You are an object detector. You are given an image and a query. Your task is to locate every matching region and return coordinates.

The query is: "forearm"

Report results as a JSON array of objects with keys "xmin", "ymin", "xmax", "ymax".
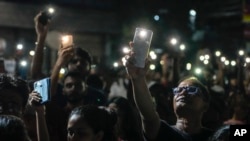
[
  {"xmin": 36, "ymin": 110, "xmax": 49, "ymax": 141},
  {"xmin": 31, "ymin": 35, "xmax": 46, "ymax": 79},
  {"xmin": 50, "ymin": 61, "xmax": 62, "ymax": 98},
  {"xmin": 131, "ymin": 76, "xmax": 160, "ymax": 139}
]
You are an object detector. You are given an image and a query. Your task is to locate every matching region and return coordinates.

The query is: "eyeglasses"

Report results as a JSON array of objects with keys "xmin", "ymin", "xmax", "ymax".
[{"xmin": 172, "ymin": 86, "xmax": 199, "ymax": 95}]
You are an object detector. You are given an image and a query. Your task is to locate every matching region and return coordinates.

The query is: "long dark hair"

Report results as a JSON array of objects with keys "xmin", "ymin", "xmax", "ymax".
[{"xmin": 69, "ymin": 105, "xmax": 117, "ymax": 141}]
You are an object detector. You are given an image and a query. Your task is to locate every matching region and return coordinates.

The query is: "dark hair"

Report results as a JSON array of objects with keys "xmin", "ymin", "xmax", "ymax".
[
  {"xmin": 0, "ymin": 115, "xmax": 31, "ymax": 141},
  {"xmin": 74, "ymin": 47, "xmax": 92, "ymax": 65},
  {"xmin": 108, "ymin": 97, "xmax": 144, "ymax": 141},
  {"xmin": 62, "ymin": 71, "xmax": 83, "ymax": 83},
  {"xmin": 0, "ymin": 74, "xmax": 29, "ymax": 108},
  {"xmin": 69, "ymin": 105, "xmax": 117, "ymax": 141},
  {"xmin": 178, "ymin": 76, "xmax": 210, "ymax": 103}
]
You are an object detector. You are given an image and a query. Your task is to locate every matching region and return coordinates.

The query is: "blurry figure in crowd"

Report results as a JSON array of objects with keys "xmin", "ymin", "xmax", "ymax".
[
  {"xmin": 86, "ymin": 74, "xmax": 107, "ymax": 106},
  {"xmin": 0, "ymin": 73, "xmax": 29, "ymax": 117},
  {"xmin": 61, "ymin": 71, "xmax": 87, "ymax": 114},
  {"xmin": 149, "ymin": 82, "xmax": 176, "ymax": 125},
  {"xmin": 67, "ymin": 105, "xmax": 117, "ymax": 141},
  {"xmin": 209, "ymin": 125, "xmax": 229, "ymax": 141},
  {"xmin": 223, "ymin": 94, "xmax": 249, "ymax": 125},
  {"xmin": 125, "ymin": 43, "xmax": 214, "ymax": 140},
  {"xmin": 108, "ymin": 97, "xmax": 145, "ymax": 141},
  {"xmin": 0, "ymin": 115, "xmax": 31, "ymax": 141},
  {"xmin": 108, "ymin": 67, "xmax": 129, "ymax": 100},
  {"xmin": 0, "ymin": 73, "xmax": 49, "ymax": 141}
]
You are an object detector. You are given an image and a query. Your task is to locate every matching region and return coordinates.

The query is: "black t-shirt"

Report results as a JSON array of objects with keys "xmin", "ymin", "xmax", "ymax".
[
  {"xmin": 156, "ymin": 120, "xmax": 192, "ymax": 141},
  {"xmin": 156, "ymin": 121, "xmax": 214, "ymax": 141}
]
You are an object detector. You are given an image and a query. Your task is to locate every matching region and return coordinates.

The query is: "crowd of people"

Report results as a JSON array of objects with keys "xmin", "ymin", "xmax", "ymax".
[{"xmin": 0, "ymin": 11, "xmax": 250, "ymax": 141}]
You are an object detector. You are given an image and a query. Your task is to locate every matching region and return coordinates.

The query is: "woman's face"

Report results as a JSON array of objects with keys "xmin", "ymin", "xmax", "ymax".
[{"xmin": 67, "ymin": 114, "xmax": 102, "ymax": 141}]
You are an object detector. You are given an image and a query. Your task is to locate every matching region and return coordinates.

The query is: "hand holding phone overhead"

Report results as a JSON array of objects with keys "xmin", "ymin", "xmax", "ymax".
[{"xmin": 33, "ymin": 77, "xmax": 51, "ymax": 104}]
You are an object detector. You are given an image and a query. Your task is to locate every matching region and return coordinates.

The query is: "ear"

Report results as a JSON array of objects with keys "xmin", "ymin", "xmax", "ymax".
[{"xmin": 95, "ymin": 131, "xmax": 104, "ymax": 141}]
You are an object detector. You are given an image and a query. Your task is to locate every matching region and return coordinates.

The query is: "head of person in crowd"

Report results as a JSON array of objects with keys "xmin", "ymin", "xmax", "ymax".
[
  {"xmin": 67, "ymin": 47, "xmax": 92, "ymax": 80},
  {"xmin": 209, "ymin": 125, "xmax": 229, "ymax": 141},
  {"xmin": 108, "ymin": 97, "xmax": 144, "ymax": 141},
  {"xmin": 67, "ymin": 105, "xmax": 117, "ymax": 141},
  {"xmin": 172, "ymin": 76, "xmax": 210, "ymax": 122},
  {"xmin": 62, "ymin": 71, "xmax": 87, "ymax": 106},
  {"xmin": 0, "ymin": 74, "xmax": 29, "ymax": 117},
  {"xmin": 0, "ymin": 115, "xmax": 31, "ymax": 141}
]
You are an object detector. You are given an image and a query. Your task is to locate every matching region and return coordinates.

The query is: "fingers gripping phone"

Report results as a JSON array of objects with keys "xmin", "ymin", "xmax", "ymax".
[
  {"xmin": 33, "ymin": 77, "xmax": 51, "ymax": 104},
  {"xmin": 61, "ymin": 35, "xmax": 73, "ymax": 48}
]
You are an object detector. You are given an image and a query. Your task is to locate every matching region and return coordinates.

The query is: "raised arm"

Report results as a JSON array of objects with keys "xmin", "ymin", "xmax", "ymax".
[
  {"xmin": 30, "ymin": 12, "xmax": 50, "ymax": 80},
  {"xmin": 28, "ymin": 91, "xmax": 50, "ymax": 141},
  {"xmin": 125, "ymin": 45, "xmax": 161, "ymax": 140},
  {"xmin": 50, "ymin": 46, "xmax": 73, "ymax": 98}
]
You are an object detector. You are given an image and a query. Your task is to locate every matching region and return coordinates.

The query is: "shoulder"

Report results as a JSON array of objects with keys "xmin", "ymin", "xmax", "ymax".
[{"xmin": 155, "ymin": 120, "xmax": 191, "ymax": 141}]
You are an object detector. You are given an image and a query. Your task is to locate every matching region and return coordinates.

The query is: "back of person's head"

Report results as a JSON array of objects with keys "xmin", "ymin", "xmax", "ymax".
[
  {"xmin": 209, "ymin": 125, "xmax": 229, "ymax": 141},
  {"xmin": 0, "ymin": 115, "xmax": 31, "ymax": 141},
  {"xmin": 68, "ymin": 105, "xmax": 117, "ymax": 141},
  {"xmin": 108, "ymin": 97, "xmax": 144, "ymax": 140},
  {"xmin": 0, "ymin": 73, "xmax": 29, "ymax": 110}
]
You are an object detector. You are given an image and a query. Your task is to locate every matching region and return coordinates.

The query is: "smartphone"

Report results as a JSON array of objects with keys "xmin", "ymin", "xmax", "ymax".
[
  {"xmin": 132, "ymin": 28, "xmax": 153, "ymax": 68},
  {"xmin": 33, "ymin": 77, "xmax": 51, "ymax": 104},
  {"xmin": 38, "ymin": 7, "xmax": 55, "ymax": 25},
  {"xmin": 61, "ymin": 35, "xmax": 73, "ymax": 48}
]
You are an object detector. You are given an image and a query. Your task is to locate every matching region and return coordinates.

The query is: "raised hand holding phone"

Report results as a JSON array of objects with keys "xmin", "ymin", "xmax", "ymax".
[
  {"xmin": 132, "ymin": 28, "xmax": 153, "ymax": 68},
  {"xmin": 33, "ymin": 77, "xmax": 51, "ymax": 104}
]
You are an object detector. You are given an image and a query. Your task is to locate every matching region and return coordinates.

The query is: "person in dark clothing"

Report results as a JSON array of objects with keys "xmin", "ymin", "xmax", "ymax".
[{"xmin": 125, "ymin": 43, "xmax": 214, "ymax": 141}]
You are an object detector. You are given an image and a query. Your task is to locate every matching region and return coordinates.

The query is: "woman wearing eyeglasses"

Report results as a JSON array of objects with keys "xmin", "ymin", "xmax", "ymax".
[{"xmin": 125, "ymin": 50, "xmax": 214, "ymax": 141}]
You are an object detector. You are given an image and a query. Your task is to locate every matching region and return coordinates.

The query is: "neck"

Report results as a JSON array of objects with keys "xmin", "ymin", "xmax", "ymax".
[{"xmin": 175, "ymin": 115, "xmax": 203, "ymax": 134}]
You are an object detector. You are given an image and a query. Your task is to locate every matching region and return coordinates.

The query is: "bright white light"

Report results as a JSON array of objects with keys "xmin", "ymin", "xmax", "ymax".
[
  {"xmin": 29, "ymin": 50, "xmax": 35, "ymax": 56},
  {"xmin": 179, "ymin": 44, "xmax": 185, "ymax": 50},
  {"xmin": 225, "ymin": 60, "xmax": 229, "ymax": 66},
  {"xmin": 20, "ymin": 60, "xmax": 27, "ymax": 67},
  {"xmin": 186, "ymin": 63, "xmax": 191, "ymax": 70},
  {"xmin": 48, "ymin": 7, "xmax": 55, "ymax": 14},
  {"xmin": 17, "ymin": 44, "xmax": 23, "ymax": 50},
  {"xmin": 139, "ymin": 30, "xmax": 147, "ymax": 38},
  {"xmin": 149, "ymin": 51, "xmax": 157, "ymax": 60},
  {"xmin": 170, "ymin": 38, "xmax": 177, "ymax": 45},
  {"xmin": 246, "ymin": 57, "xmax": 250, "ymax": 63},
  {"xmin": 154, "ymin": 15, "xmax": 160, "ymax": 21},
  {"xmin": 238, "ymin": 50, "xmax": 245, "ymax": 56},
  {"xmin": 122, "ymin": 47, "xmax": 130, "ymax": 54},
  {"xmin": 220, "ymin": 56, "xmax": 226, "ymax": 62},
  {"xmin": 195, "ymin": 68, "xmax": 202, "ymax": 75},
  {"xmin": 215, "ymin": 51, "xmax": 221, "ymax": 57},
  {"xmin": 60, "ymin": 68, "xmax": 66, "ymax": 74},
  {"xmin": 231, "ymin": 60, "xmax": 236, "ymax": 66},
  {"xmin": 149, "ymin": 64, "xmax": 156, "ymax": 70},
  {"xmin": 204, "ymin": 54, "xmax": 210, "ymax": 60},
  {"xmin": 203, "ymin": 60, "xmax": 209, "ymax": 65},
  {"xmin": 113, "ymin": 62, "xmax": 119, "ymax": 68},
  {"xmin": 189, "ymin": 9, "xmax": 196, "ymax": 16},
  {"xmin": 199, "ymin": 55, "xmax": 205, "ymax": 61}
]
